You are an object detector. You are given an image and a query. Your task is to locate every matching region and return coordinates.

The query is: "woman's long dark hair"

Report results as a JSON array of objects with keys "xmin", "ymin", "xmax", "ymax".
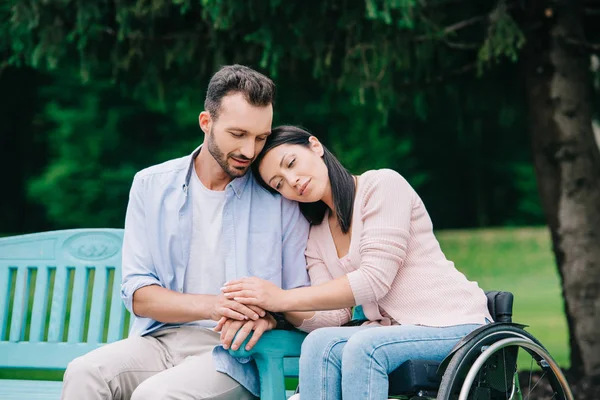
[{"xmin": 252, "ymin": 125, "xmax": 356, "ymax": 233}]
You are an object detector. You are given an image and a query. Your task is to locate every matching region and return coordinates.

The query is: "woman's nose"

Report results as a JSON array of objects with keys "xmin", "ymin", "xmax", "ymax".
[{"xmin": 283, "ymin": 173, "xmax": 299, "ymax": 188}]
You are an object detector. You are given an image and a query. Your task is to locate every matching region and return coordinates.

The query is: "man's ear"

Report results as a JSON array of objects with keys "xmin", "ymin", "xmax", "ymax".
[
  {"xmin": 199, "ymin": 111, "xmax": 211, "ymax": 134},
  {"xmin": 308, "ymin": 136, "xmax": 324, "ymax": 157}
]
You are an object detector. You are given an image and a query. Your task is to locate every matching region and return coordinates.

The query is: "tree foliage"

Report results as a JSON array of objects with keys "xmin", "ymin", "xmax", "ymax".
[{"xmin": 1, "ymin": 0, "xmax": 542, "ymax": 230}]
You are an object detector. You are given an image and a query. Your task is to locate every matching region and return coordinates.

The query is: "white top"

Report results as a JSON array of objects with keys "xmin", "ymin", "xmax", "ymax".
[{"xmin": 184, "ymin": 164, "xmax": 227, "ymax": 327}]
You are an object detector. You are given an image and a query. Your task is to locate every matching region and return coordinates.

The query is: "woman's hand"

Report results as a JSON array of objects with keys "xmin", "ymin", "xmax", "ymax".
[{"xmin": 221, "ymin": 277, "xmax": 287, "ymax": 312}]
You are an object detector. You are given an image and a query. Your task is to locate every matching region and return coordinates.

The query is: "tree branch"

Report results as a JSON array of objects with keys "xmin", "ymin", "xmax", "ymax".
[
  {"xmin": 443, "ymin": 39, "xmax": 480, "ymax": 50},
  {"xmin": 564, "ymin": 36, "xmax": 600, "ymax": 51},
  {"xmin": 398, "ymin": 62, "xmax": 477, "ymax": 88},
  {"xmin": 415, "ymin": 14, "xmax": 488, "ymax": 41},
  {"xmin": 584, "ymin": 7, "xmax": 600, "ymax": 15}
]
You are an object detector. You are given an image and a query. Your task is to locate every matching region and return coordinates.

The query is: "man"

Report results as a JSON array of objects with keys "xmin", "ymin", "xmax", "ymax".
[{"xmin": 61, "ymin": 65, "xmax": 310, "ymax": 399}]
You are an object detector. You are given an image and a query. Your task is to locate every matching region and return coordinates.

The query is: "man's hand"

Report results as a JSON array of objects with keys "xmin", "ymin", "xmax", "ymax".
[
  {"xmin": 210, "ymin": 293, "xmax": 267, "ymax": 322},
  {"xmin": 214, "ymin": 313, "xmax": 276, "ymax": 351}
]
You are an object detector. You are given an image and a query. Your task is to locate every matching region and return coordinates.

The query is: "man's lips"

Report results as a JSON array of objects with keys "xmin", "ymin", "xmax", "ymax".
[{"xmin": 231, "ymin": 157, "xmax": 251, "ymax": 165}]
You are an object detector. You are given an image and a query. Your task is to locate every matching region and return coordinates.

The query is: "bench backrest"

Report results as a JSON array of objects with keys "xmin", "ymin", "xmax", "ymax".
[{"xmin": 0, "ymin": 229, "xmax": 130, "ymax": 370}]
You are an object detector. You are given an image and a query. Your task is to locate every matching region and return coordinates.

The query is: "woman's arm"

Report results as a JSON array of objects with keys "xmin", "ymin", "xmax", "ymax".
[
  {"xmin": 281, "ymin": 275, "xmax": 355, "ymax": 311},
  {"xmin": 223, "ymin": 169, "xmax": 413, "ymax": 313},
  {"xmin": 223, "ymin": 243, "xmax": 352, "ymax": 328},
  {"xmin": 283, "ymin": 255, "xmax": 353, "ymax": 329}
]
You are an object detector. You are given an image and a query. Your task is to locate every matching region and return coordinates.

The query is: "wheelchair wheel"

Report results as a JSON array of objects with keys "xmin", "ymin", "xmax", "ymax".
[{"xmin": 436, "ymin": 325, "xmax": 573, "ymax": 400}]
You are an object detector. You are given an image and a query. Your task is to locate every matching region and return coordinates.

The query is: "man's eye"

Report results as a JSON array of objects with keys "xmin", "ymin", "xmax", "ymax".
[
  {"xmin": 231, "ymin": 133, "xmax": 243, "ymax": 138},
  {"xmin": 257, "ymin": 136, "xmax": 267, "ymax": 142}
]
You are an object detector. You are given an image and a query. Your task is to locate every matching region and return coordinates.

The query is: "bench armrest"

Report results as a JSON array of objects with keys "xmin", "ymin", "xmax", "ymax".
[{"xmin": 229, "ymin": 330, "xmax": 306, "ymax": 400}]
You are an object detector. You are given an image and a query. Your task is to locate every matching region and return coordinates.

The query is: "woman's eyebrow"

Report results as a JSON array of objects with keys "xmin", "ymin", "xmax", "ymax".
[
  {"xmin": 267, "ymin": 152, "xmax": 290, "ymax": 186},
  {"xmin": 279, "ymin": 152, "xmax": 288, "ymax": 168}
]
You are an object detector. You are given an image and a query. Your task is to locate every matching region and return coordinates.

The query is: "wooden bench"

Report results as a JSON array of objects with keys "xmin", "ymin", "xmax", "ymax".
[{"xmin": 0, "ymin": 229, "xmax": 302, "ymax": 399}]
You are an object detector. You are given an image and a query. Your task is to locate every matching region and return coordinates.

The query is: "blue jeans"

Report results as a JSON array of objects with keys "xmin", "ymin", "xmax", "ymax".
[{"xmin": 298, "ymin": 323, "xmax": 482, "ymax": 400}]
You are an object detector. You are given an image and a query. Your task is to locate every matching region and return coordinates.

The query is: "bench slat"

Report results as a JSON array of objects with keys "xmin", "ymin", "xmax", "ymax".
[
  {"xmin": 107, "ymin": 268, "xmax": 126, "ymax": 343},
  {"xmin": 30, "ymin": 266, "xmax": 50, "ymax": 342},
  {"xmin": 0, "ymin": 265, "xmax": 11, "ymax": 340},
  {"xmin": 67, "ymin": 267, "xmax": 88, "ymax": 343},
  {"xmin": 0, "ymin": 342, "xmax": 104, "ymax": 369},
  {"xmin": 0, "ymin": 379, "xmax": 63, "ymax": 400},
  {"xmin": 87, "ymin": 266, "xmax": 108, "ymax": 344},
  {"xmin": 47, "ymin": 267, "xmax": 68, "ymax": 342},
  {"xmin": 9, "ymin": 267, "xmax": 27, "ymax": 342}
]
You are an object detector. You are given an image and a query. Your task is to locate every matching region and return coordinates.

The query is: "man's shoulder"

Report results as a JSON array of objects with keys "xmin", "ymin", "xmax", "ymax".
[
  {"xmin": 247, "ymin": 176, "xmax": 294, "ymax": 206},
  {"xmin": 245, "ymin": 177, "xmax": 304, "ymax": 222},
  {"xmin": 134, "ymin": 154, "xmax": 190, "ymax": 181}
]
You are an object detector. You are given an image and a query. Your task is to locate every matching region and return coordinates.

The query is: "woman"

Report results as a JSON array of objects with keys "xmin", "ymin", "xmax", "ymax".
[{"xmin": 221, "ymin": 126, "xmax": 492, "ymax": 400}]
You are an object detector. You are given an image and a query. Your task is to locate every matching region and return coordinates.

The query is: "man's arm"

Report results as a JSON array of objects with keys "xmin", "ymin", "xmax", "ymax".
[
  {"xmin": 121, "ymin": 173, "xmax": 261, "ymax": 323},
  {"xmin": 133, "ymin": 285, "xmax": 262, "ymax": 322}
]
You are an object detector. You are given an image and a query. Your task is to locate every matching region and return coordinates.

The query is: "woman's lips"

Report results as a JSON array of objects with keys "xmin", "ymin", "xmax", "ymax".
[{"xmin": 299, "ymin": 178, "xmax": 311, "ymax": 195}]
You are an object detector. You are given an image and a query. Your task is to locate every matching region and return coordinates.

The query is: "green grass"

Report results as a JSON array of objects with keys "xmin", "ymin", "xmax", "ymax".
[
  {"xmin": 1, "ymin": 226, "xmax": 569, "ymax": 384},
  {"xmin": 437, "ymin": 226, "xmax": 569, "ymax": 368}
]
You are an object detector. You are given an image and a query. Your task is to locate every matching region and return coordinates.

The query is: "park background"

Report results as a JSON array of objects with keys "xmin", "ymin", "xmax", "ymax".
[{"xmin": 2, "ymin": 0, "xmax": 600, "ymax": 396}]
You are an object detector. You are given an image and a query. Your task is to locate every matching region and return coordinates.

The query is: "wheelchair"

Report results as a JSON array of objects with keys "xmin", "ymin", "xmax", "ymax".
[
  {"xmin": 230, "ymin": 291, "xmax": 573, "ymax": 400},
  {"xmin": 387, "ymin": 291, "xmax": 573, "ymax": 400}
]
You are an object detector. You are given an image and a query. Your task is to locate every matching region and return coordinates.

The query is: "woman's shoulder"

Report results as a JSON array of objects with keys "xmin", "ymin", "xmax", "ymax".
[{"xmin": 358, "ymin": 168, "xmax": 412, "ymax": 194}]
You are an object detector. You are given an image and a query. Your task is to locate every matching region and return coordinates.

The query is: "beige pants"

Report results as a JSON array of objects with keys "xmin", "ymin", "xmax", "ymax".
[{"xmin": 61, "ymin": 326, "xmax": 255, "ymax": 400}]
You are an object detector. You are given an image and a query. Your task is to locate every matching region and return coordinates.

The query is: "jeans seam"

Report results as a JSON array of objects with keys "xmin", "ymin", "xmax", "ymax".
[
  {"xmin": 321, "ymin": 338, "xmax": 348, "ymax": 400},
  {"xmin": 365, "ymin": 335, "xmax": 466, "ymax": 399}
]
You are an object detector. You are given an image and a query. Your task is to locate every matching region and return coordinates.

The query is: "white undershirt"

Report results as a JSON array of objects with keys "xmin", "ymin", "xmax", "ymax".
[{"xmin": 183, "ymin": 165, "xmax": 227, "ymax": 327}]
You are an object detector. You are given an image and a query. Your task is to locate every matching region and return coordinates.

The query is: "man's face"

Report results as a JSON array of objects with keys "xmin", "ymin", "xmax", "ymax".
[{"xmin": 203, "ymin": 93, "xmax": 273, "ymax": 178}]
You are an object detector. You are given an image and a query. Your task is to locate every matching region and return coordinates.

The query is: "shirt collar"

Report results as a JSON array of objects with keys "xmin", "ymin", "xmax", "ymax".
[{"xmin": 184, "ymin": 145, "xmax": 252, "ymax": 199}]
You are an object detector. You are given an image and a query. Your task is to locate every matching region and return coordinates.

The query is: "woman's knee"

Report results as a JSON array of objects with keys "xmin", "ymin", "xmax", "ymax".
[
  {"xmin": 341, "ymin": 329, "xmax": 392, "ymax": 371},
  {"xmin": 302, "ymin": 329, "xmax": 339, "ymax": 356},
  {"xmin": 300, "ymin": 328, "xmax": 349, "ymax": 368}
]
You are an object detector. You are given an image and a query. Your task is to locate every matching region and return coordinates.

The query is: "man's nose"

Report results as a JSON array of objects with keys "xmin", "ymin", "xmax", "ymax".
[{"xmin": 240, "ymin": 139, "xmax": 255, "ymax": 160}]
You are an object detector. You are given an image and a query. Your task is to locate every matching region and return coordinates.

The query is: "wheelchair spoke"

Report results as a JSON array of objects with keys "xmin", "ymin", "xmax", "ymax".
[
  {"xmin": 438, "ymin": 328, "xmax": 573, "ymax": 400},
  {"xmin": 524, "ymin": 370, "xmax": 547, "ymax": 400},
  {"xmin": 503, "ymin": 348, "xmax": 508, "ymax": 399},
  {"xmin": 528, "ymin": 356, "xmax": 534, "ymax": 396}
]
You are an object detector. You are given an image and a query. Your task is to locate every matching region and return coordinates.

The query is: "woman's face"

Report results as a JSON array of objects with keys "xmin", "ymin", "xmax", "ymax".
[{"xmin": 258, "ymin": 137, "xmax": 330, "ymax": 203}]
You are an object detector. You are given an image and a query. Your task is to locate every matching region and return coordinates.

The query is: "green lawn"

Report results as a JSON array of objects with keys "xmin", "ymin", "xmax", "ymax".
[
  {"xmin": 1, "ymin": 226, "xmax": 569, "ymax": 383},
  {"xmin": 437, "ymin": 226, "xmax": 569, "ymax": 368}
]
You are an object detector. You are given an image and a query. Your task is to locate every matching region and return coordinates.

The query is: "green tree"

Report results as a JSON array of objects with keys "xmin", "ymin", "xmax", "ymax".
[{"xmin": 4, "ymin": 0, "xmax": 599, "ymax": 387}]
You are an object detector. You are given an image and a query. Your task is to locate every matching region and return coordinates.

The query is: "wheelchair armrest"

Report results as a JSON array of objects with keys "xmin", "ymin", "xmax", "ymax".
[{"xmin": 229, "ymin": 330, "xmax": 307, "ymax": 400}]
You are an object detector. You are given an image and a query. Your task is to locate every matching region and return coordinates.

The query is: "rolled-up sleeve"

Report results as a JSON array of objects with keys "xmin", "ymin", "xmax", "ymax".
[
  {"xmin": 120, "ymin": 173, "xmax": 163, "ymax": 314},
  {"xmin": 280, "ymin": 198, "xmax": 311, "ymax": 290}
]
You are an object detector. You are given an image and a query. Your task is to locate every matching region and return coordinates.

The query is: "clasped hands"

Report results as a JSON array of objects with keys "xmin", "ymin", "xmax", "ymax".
[{"xmin": 213, "ymin": 277, "xmax": 285, "ymax": 351}]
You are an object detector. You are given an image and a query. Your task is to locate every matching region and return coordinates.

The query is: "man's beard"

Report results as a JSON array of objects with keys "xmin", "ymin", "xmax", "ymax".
[{"xmin": 206, "ymin": 127, "xmax": 251, "ymax": 178}]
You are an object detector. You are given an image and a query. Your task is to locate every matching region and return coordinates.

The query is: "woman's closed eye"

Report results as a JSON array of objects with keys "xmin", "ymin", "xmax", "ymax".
[
  {"xmin": 274, "ymin": 179, "xmax": 283, "ymax": 190},
  {"xmin": 287, "ymin": 158, "xmax": 295, "ymax": 168}
]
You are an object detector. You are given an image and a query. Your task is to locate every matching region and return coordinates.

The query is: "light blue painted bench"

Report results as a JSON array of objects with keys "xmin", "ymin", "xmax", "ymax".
[
  {"xmin": 0, "ymin": 229, "xmax": 130, "ymax": 399},
  {"xmin": 0, "ymin": 229, "xmax": 305, "ymax": 399}
]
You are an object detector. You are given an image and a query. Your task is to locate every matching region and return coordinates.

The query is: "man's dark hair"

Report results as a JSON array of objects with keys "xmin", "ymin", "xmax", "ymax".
[{"xmin": 204, "ymin": 64, "xmax": 275, "ymax": 119}]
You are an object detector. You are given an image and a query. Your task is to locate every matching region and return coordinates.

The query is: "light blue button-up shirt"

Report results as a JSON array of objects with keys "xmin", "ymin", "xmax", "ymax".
[{"xmin": 120, "ymin": 146, "xmax": 310, "ymax": 396}]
